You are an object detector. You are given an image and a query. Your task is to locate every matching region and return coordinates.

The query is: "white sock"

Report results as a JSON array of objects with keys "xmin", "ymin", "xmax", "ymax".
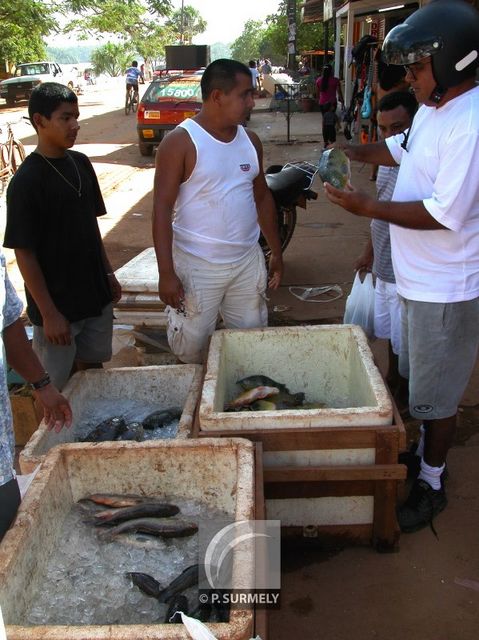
[
  {"xmin": 418, "ymin": 459, "xmax": 445, "ymax": 491},
  {"xmin": 415, "ymin": 424, "xmax": 425, "ymax": 457}
]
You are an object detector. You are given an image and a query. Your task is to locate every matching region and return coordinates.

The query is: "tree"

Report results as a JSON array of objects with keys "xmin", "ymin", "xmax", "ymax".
[
  {"xmin": 263, "ymin": 1, "xmax": 329, "ymax": 65},
  {"xmin": 62, "ymin": 1, "xmax": 178, "ymax": 76},
  {"xmin": 90, "ymin": 43, "xmax": 133, "ymax": 77},
  {"xmin": 0, "ymin": 0, "xmax": 54, "ymax": 66},
  {"xmin": 165, "ymin": 5, "xmax": 207, "ymax": 44},
  {"xmin": 230, "ymin": 20, "xmax": 265, "ymax": 64}
]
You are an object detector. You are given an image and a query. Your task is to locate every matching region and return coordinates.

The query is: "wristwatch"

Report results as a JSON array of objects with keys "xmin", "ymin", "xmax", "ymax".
[{"xmin": 30, "ymin": 372, "xmax": 51, "ymax": 390}]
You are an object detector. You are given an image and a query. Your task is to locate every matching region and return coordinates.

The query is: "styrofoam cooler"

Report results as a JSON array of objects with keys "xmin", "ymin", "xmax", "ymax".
[
  {"xmin": 200, "ymin": 325, "xmax": 393, "ymax": 432},
  {"xmin": 20, "ymin": 365, "xmax": 202, "ymax": 474},
  {"xmin": 0, "ymin": 439, "xmax": 256, "ymax": 639}
]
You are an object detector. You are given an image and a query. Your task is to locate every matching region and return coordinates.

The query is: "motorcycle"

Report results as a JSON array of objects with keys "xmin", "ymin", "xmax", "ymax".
[{"xmin": 261, "ymin": 161, "xmax": 318, "ymax": 258}]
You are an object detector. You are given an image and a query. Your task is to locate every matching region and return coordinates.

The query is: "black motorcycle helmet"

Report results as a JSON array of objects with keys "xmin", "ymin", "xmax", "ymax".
[{"xmin": 382, "ymin": 0, "xmax": 479, "ymax": 102}]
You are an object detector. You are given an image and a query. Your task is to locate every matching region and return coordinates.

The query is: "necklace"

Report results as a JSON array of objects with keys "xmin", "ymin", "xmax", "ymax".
[{"xmin": 35, "ymin": 151, "xmax": 82, "ymax": 197}]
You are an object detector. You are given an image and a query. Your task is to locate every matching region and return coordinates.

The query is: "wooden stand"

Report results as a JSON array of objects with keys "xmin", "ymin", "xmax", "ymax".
[
  {"xmin": 194, "ymin": 394, "xmax": 407, "ymax": 552},
  {"xmin": 10, "ymin": 391, "xmax": 42, "ymax": 446},
  {"xmin": 254, "ymin": 442, "xmax": 269, "ymax": 640}
]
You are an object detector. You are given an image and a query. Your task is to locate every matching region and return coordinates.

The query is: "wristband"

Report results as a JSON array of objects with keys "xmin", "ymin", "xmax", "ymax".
[{"xmin": 30, "ymin": 372, "xmax": 51, "ymax": 391}]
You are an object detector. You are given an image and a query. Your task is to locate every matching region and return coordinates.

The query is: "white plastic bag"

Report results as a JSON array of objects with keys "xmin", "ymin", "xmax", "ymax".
[
  {"xmin": 343, "ymin": 271, "xmax": 375, "ymax": 338},
  {"xmin": 180, "ymin": 612, "xmax": 262, "ymax": 640}
]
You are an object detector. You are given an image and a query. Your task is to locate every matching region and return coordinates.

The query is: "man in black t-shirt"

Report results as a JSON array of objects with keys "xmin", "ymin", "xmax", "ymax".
[{"xmin": 4, "ymin": 82, "xmax": 121, "ymax": 390}]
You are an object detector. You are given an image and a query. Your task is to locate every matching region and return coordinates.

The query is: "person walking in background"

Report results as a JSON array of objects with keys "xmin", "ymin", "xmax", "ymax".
[
  {"xmin": 316, "ymin": 64, "xmax": 344, "ymax": 114},
  {"xmin": 152, "ymin": 59, "xmax": 283, "ymax": 365},
  {"xmin": 248, "ymin": 60, "xmax": 260, "ymax": 94},
  {"xmin": 324, "ymin": 0, "xmax": 479, "ymax": 535},
  {"xmin": 321, "ymin": 102, "xmax": 340, "ymax": 148},
  {"xmin": 354, "ymin": 91, "xmax": 417, "ymax": 399},
  {"xmin": 1, "ymin": 252, "xmax": 72, "ymax": 541},
  {"xmin": 4, "ymin": 83, "xmax": 121, "ymax": 391}
]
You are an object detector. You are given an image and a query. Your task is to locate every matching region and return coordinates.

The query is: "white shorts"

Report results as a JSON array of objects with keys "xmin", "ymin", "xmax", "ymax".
[
  {"xmin": 166, "ymin": 244, "xmax": 268, "ymax": 364},
  {"xmin": 374, "ymin": 277, "xmax": 402, "ymax": 355}
]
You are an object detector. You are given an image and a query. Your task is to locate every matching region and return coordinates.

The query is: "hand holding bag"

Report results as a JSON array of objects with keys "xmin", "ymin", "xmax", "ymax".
[{"xmin": 343, "ymin": 271, "xmax": 375, "ymax": 338}]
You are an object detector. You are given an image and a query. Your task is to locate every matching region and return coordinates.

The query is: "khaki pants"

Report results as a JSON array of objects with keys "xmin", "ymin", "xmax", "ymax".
[{"xmin": 167, "ymin": 244, "xmax": 268, "ymax": 364}]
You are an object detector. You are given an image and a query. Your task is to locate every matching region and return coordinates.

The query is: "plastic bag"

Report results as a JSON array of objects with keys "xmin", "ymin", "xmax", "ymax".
[
  {"xmin": 343, "ymin": 271, "xmax": 375, "ymax": 338},
  {"xmin": 180, "ymin": 612, "xmax": 262, "ymax": 640}
]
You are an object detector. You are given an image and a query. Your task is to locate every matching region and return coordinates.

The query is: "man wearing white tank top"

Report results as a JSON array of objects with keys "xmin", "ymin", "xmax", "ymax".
[{"xmin": 152, "ymin": 59, "xmax": 283, "ymax": 364}]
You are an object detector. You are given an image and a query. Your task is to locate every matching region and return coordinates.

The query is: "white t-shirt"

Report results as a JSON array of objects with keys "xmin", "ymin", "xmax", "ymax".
[
  {"xmin": 173, "ymin": 118, "xmax": 260, "ymax": 263},
  {"xmin": 386, "ymin": 86, "xmax": 479, "ymax": 303},
  {"xmin": 250, "ymin": 67, "xmax": 260, "ymax": 88}
]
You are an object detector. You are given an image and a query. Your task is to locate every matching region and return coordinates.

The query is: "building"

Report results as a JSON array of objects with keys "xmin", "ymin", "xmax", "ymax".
[{"xmin": 302, "ymin": 0, "xmax": 478, "ymax": 101}]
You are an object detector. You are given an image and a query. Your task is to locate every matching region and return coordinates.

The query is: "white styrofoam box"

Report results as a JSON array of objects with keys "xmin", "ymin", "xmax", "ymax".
[
  {"xmin": 1, "ymin": 439, "xmax": 255, "ymax": 640},
  {"xmin": 200, "ymin": 325, "xmax": 392, "ymax": 432},
  {"xmin": 20, "ymin": 365, "xmax": 202, "ymax": 474}
]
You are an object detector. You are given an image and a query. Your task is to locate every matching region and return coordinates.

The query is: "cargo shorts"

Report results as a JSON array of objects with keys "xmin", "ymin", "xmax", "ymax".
[
  {"xmin": 399, "ymin": 297, "xmax": 479, "ymax": 420},
  {"xmin": 166, "ymin": 244, "xmax": 268, "ymax": 364}
]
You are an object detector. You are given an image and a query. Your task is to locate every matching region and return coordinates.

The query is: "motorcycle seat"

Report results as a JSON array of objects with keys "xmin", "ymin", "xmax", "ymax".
[{"xmin": 266, "ymin": 164, "xmax": 314, "ymax": 207}]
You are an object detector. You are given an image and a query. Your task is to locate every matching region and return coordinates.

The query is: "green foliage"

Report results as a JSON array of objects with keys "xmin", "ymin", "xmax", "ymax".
[
  {"xmin": 90, "ymin": 42, "xmax": 133, "ymax": 77},
  {"xmin": 230, "ymin": 19, "xmax": 265, "ymax": 63},
  {"xmin": 62, "ymin": 0, "xmax": 183, "ymax": 71},
  {"xmin": 0, "ymin": 0, "xmax": 53, "ymax": 65},
  {"xmin": 230, "ymin": 0, "xmax": 330, "ymax": 67},
  {"xmin": 166, "ymin": 5, "xmax": 207, "ymax": 44},
  {"xmin": 46, "ymin": 46, "xmax": 97, "ymax": 64}
]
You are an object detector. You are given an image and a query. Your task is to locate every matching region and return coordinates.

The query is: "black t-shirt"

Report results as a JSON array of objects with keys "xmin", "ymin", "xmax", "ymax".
[{"xmin": 4, "ymin": 150, "xmax": 112, "ymax": 326}]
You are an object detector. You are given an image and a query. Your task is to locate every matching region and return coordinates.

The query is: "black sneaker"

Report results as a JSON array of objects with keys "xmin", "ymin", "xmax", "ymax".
[{"xmin": 398, "ymin": 479, "xmax": 447, "ymax": 536}]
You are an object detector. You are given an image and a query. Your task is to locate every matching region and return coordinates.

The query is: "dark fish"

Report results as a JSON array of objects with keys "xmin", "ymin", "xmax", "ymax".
[
  {"xmin": 80, "ymin": 416, "xmax": 126, "ymax": 442},
  {"xmin": 165, "ymin": 594, "xmax": 189, "ymax": 623},
  {"xmin": 225, "ymin": 386, "xmax": 279, "ymax": 410},
  {"xmin": 142, "ymin": 408, "xmax": 182, "ymax": 430},
  {"xmin": 318, "ymin": 147, "xmax": 351, "ymax": 190},
  {"xmin": 79, "ymin": 493, "xmax": 151, "ymax": 508},
  {"xmin": 237, "ymin": 375, "xmax": 288, "ymax": 392},
  {"xmin": 98, "ymin": 517, "xmax": 198, "ymax": 540},
  {"xmin": 157, "ymin": 564, "xmax": 200, "ymax": 604},
  {"xmin": 275, "ymin": 391, "xmax": 305, "ymax": 409},
  {"xmin": 116, "ymin": 422, "xmax": 145, "ymax": 442},
  {"xmin": 125, "ymin": 572, "xmax": 161, "ymax": 598},
  {"xmin": 86, "ymin": 502, "xmax": 180, "ymax": 526}
]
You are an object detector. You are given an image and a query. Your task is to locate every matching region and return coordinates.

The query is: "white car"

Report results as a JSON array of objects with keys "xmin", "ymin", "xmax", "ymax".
[{"xmin": 0, "ymin": 62, "xmax": 78, "ymax": 106}]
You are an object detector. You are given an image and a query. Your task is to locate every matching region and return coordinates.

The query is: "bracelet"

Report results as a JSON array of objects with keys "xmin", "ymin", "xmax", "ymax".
[{"xmin": 30, "ymin": 372, "xmax": 51, "ymax": 391}]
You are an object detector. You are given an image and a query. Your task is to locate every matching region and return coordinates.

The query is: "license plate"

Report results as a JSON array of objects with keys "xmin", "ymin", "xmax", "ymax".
[
  {"xmin": 144, "ymin": 110, "xmax": 161, "ymax": 119},
  {"xmin": 142, "ymin": 130, "xmax": 155, "ymax": 139},
  {"xmin": 183, "ymin": 111, "xmax": 196, "ymax": 118}
]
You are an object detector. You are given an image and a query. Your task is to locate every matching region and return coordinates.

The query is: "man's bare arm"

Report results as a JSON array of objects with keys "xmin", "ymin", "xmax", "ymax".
[
  {"xmin": 324, "ymin": 184, "xmax": 446, "ymax": 230},
  {"xmin": 152, "ymin": 128, "xmax": 190, "ymax": 308},
  {"xmin": 341, "ymin": 141, "xmax": 397, "ymax": 167},
  {"xmin": 3, "ymin": 319, "xmax": 72, "ymax": 431},
  {"xmin": 248, "ymin": 130, "xmax": 284, "ymax": 289}
]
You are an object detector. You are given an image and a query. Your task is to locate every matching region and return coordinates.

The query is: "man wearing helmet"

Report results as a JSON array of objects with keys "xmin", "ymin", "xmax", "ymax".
[{"xmin": 324, "ymin": 0, "xmax": 479, "ymax": 534}]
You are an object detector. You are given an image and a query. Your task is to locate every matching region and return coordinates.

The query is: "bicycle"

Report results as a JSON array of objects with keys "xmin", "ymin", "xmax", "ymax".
[
  {"xmin": 0, "ymin": 121, "xmax": 26, "ymax": 192},
  {"xmin": 125, "ymin": 84, "xmax": 139, "ymax": 115}
]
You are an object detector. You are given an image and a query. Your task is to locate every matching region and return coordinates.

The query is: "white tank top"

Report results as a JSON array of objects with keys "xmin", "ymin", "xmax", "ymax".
[{"xmin": 172, "ymin": 118, "xmax": 260, "ymax": 263}]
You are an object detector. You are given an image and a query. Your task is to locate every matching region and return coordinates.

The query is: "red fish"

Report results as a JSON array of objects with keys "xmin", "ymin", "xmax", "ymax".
[{"xmin": 225, "ymin": 386, "xmax": 280, "ymax": 410}]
